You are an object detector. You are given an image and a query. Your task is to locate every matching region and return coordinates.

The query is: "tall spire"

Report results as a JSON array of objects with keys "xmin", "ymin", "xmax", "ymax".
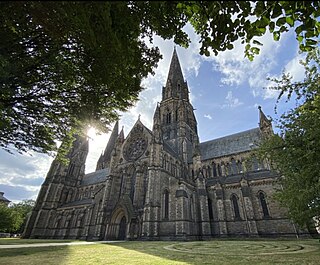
[
  {"xmin": 96, "ymin": 121, "xmax": 119, "ymax": 170},
  {"xmin": 162, "ymin": 48, "xmax": 189, "ymax": 100},
  {"xmin": 258, "ymin": 106, "xmax": 273, "ymax": 136}
]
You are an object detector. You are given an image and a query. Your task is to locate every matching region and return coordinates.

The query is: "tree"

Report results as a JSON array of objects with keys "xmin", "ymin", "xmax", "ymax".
[
  {"xmin": 258, "ymin": 48, "xmax": 320, "ymax": 229},
  {"xmin": 11, "ymin": 200, "xmax": 35, "ymax": 234},
  {"xmin": 1, "ymin": 1, "xmax": 319, "ymax": 155},
  {"xmin": 0, "ymin": 200, "xmax": 35, "ymax": 234},
  {"xmin": 0, "ymin": 203, "xmax": 23, "ymax": 233}
]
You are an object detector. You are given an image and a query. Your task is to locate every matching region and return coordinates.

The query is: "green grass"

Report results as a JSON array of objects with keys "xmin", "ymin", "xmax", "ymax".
[{"xmin": 0, "ymin": 239, "xmax": 319, "ymax": 265}]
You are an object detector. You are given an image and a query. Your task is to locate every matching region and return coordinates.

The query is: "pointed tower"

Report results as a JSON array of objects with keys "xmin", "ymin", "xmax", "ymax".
[
  {"xmin": 152, "ymin": 103, "xmax": 162, "ymax": 143},
  {"xmin": 23, "ymin": 134, "xmax": 89, "ymax": 238},
  {"xmin": 157, "ymin": 48, "xmax": 199, "ymax": 163},
  {"xmin": 96, "ymin": 121, "xmax": 119, "ymax": 170},
  {"xmin": 258, "ymin": 106, "xmax": 273, "ymax": 137}
]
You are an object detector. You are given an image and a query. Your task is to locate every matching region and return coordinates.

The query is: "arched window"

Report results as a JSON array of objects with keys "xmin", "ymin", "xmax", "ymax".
[
  {"xmin": 163, "ymin": 155, "xmax": 167, "ymax": 169},
  {"xmin": 217, "ymin": 164, "xmax": 222, "ymax": 176},
  {"xmin": 166, "ymin": 112, "xmax": 172, "ymax": 124},
  {"xmin": 258, "ymin": 192, "xmax": 270, "ymax": 217},
  {"xmin": 189, "ymin": 195, "xmax": 194, "ymax": 220},
  {"xmin": 212, "ymin": 162, "xmax": 217, "ymax": 177},
  {"xmin": 163, "ymin": 190, "xmax": 169, "ymax": 219},
  {"xmin": 207, "ymin": 166, "xmax": 211, "ymax": 178},
  {"xmin": 84, "ymin": 188, "xmax": 89, "ymax": 198},
  {"xmin": 238, "ymin": 160, "xmax": 243, "ymax": 173},
  {"xmin": 129, "ymin": 167, "xmax": 136, "ymax": 202},
  {"xmin": 68, "ymin": 163, "xmax": 76, "ymax": 176},
  {"xmin": 231, "ymin": 194, "xmax": 241, "ymax": 219},
  {"xmin": 208, "ymin": 198, "xmax": 214, "ymax": 220}
]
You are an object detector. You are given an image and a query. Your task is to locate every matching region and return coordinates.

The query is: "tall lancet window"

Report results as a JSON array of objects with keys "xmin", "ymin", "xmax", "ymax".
[
  {"xmin": 231, "ymin": 194, "xmax": 241, "ymax": 220},
  {"xmin": 166, "ymin": 112, "xmax": 172, "ymax": 124},
  {"xmin": 163, "ymin": 189, "xmax": 169, "ymax": 219},
  {"xmin": 258, "ymin": 191, "xmax": 270, "ymax": 218}
]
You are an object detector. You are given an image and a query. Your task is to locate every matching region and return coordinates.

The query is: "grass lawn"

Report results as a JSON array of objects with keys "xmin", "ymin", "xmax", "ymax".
[{"xmin": 0, "ymin": 239, "xmax": 319, "ymax": 265}]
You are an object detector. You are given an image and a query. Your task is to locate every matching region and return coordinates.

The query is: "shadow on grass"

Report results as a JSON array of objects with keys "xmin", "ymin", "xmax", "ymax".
[
  {"xmin": 0, "ymin": 246, "xmax": 70, "ymax": 265},
  {"xmin": 105, "ymin": 239, "xmax": 320, "ymax": 265}
]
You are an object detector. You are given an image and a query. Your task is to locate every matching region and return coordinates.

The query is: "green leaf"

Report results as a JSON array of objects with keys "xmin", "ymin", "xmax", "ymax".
[
  {"xmin": 273, "ymin": 31, "xmax": 280, "ymax": 41},
  {"xmin": 269, "ymin": 21, "xmax": 275, "ymax": 33},
  {"xmin": 252, "ymin": 40, "xmax": 263, "ymax": 46},
  {"xmin": 286, "ymin": 16, "xmax": 294, "ymax": 27}
]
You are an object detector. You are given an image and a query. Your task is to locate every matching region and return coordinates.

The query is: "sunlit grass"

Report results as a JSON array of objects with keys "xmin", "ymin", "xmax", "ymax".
[{"xmin": 0, "ymin": 239, "xmax": 319, "ymax": 265}]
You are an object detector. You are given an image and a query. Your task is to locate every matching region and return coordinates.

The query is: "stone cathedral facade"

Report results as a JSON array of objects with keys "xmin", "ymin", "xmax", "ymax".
[{"xmin": 24, "ymin": 49, "xmax": 306, "ymax": 241}]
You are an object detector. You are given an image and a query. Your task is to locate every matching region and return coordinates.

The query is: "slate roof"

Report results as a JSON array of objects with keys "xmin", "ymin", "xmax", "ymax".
[
  {"xmin": 206, "ymin": 170, "xmax": 278, "ymax": 186},
  {"xmin": 200, "ymin": 128, "xmax": 262, "ymax": 160},
  {"xmin": 81, "ymin": 168, "xmax": 109, "ymax": 186},
  {"xmin": 0, "ymin": 192, "xmax": 10, "ymax": 203}
]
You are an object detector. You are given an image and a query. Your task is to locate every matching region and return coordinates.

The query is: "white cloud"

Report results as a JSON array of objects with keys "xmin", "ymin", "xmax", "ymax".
[
  {"xmin": 222, "ymin": 91, "xmax": 244, "ymax": 109},
  {"xmin": 284, "ymin": 52, "xmax": 306, "ymax": 82},
  {"xmin": 204, "ymin": 30, "xmax": 294, "ymax": 100},
  {"xmin": 204, "ymin": 114, "xmax": 212, "ymax": 120}
]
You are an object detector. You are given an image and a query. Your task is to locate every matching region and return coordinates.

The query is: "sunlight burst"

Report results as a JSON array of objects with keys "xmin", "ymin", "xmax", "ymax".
[{"xmin": 87, "ymin": 126, "xmax": 97, "ymax": 139}]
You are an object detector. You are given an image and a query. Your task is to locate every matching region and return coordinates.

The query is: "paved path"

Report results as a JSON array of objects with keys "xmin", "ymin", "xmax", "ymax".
[{"xmin": 0, "ymin": 241, "xmax": 123, "ymax": 249}]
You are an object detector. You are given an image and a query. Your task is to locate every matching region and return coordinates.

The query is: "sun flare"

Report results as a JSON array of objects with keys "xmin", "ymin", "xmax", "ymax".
[{"xmin": 87, "ymin": 127, "xmax": 97, "ymax": 139}]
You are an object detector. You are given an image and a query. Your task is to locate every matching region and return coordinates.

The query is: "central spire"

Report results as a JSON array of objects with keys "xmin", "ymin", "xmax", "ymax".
[{"xmin": 162, "ymin": 48, "xmax": 189, "ymax": 101}]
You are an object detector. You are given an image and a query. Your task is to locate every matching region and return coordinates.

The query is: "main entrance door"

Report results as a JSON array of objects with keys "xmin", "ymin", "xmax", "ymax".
[{"xmin": 118, "ymin": 216, "xmax": 126, "ymax": 240}]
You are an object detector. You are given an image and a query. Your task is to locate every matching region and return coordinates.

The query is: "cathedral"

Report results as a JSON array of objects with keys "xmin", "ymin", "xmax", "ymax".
[{"xmin": 24, "ymin": 49, "xmax": 307, "ymax": 240}]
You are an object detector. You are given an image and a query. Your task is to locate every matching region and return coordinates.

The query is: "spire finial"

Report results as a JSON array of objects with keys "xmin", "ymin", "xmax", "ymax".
[{"xmin": 138, "ymin": 114, "xmax": 141, "ymax": 120}]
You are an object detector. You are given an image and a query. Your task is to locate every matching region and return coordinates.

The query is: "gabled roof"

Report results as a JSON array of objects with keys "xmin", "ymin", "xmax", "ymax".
[
  {"xmin": 81, "ymin": 168, "xmax": 109, "ymax": 186},
  {"xmin": 0, "ymin": 192, "xmax": 10, "ymax": 203},
  {"xmin": 200, "ymin": 128, "xmax": 261, "ymax": 160}
]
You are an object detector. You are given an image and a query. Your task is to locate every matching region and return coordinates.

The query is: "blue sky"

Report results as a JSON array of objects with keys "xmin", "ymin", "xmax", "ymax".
[{"xmin": 0, "ymin": 25, "xmax": 306, "ymax": 203}]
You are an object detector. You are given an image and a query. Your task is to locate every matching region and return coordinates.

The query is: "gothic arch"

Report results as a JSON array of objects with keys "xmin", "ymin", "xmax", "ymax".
[
  {"xmin": 162, "ymin": 189, "xmax": 170, "ymax": 220},
  {"xmin": 230, "ymin": 194, "xmax": 241, "ymax": 220},
  {"xmin": 257, "ymin": 191, "xmax": 270, "ymax": 218}
]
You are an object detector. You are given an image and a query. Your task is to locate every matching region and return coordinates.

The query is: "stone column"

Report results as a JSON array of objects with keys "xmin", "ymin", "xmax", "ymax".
[
  {"xmin": 240, "ymin": 179, "xmax": 258, "ymax": 236},
  {"xmin": 214, "ymin": 183, "xmax": 228, "ymax": 236},
  {"xmin": 175, "ymin": 184, "xmax": 189, "ymax": 239}
]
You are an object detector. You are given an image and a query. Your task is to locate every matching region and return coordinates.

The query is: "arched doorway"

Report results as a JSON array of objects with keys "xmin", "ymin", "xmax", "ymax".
[{"xmin": 118, "ymin": 216, "xmax": 127, "ymax": 240}]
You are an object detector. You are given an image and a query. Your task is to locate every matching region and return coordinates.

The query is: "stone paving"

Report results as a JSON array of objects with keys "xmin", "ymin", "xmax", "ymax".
[{"xmin": 0, "ymin": 241, "xmax": 123, "ymax": 249}]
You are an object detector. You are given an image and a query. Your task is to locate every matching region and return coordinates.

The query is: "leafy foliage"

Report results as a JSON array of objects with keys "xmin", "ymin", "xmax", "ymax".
[
  {"xmin": 177, "ymin": 1, "xmax": 320, "ymax": 60},
  {"xmin": 0, "ymin": 200, "xmax": 35, "ymax": 233},
  {"xmin": 0, "ymin": 1, "xmax": 319, "ymax": 155},
  {"xmin": 258, "ymin": 48, "xmax": 320, "ymax": 228}
]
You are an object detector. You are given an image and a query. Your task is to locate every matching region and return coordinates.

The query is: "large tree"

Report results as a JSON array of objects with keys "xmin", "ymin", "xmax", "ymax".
[
  {"xmin": 0, "ymin": 200, "xmax": 35, "ymax": 234},
  {"xmin": 258, "ymin": 48, "xmax": 320, "ymax": 229},
  {"xmin": 1, "ymin": 1, "xmax": 319, "ymax": 155},
  {"xmin": 0, "ymin": 203, "xmax": 23, "ymax": 233}
]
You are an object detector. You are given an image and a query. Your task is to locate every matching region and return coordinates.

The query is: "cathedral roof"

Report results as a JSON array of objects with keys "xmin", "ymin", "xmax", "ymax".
[
  {"xmin": 206, "ymin": 170, "xmax": 278, "ymax": 187},
  {"xmin": 200, "ymin": 128, "xmax": 261, "ymax": 160},
  {"xmin": 81, "ymin": 168, "xmax": 109, "ymax": 186}
]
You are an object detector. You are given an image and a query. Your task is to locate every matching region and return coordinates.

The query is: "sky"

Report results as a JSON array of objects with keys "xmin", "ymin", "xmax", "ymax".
[{"xmin": 0, "ymin": 24, "xmax": 306, "ymax": 203}]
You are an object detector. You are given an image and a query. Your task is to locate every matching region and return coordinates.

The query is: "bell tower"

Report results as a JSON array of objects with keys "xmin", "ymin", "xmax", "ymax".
[{"xmin": 157, "ymin": 48, "xmax": 199, "ymax": 163}]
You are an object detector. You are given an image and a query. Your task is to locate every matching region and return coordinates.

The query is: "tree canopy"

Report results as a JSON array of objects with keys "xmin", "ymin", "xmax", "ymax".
[
  {"xmin": 258, "ymin": 48, "xmax": 320, "ymax": 229},
  {"xmin": 1, "ymin": 1, "xmax": 319, "ymax": 155},
  {"xmin": 0, "ymin": 200, "xmax": 35, "ymax": 233}
]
